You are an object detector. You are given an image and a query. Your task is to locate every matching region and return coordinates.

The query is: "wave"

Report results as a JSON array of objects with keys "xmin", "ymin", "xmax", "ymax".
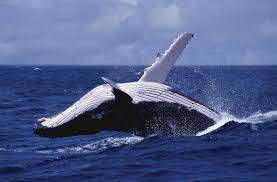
[
  {"xmin": 0, "ymin": 148, "xmax": 23, "ymax": 153},
  {"xmin": 40, "ymin": 110, "xmax": 277, "ymax": 153},
  {"xmin": 197, "ymin": 110, "xmax": 277, "ymax": 136},
  {"xmin": 0, "ymin": 136, "xmax": 143, "ymax": 155},
  {"xmin": 2, "ymin": 111, "xmax": 276, "ymax": 155},
  {"xmin": 36, "ymin": 136, "xmax": 144, "ymax": 154}
]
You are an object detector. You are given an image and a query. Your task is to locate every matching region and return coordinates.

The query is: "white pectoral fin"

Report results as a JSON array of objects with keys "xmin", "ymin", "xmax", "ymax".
[{"xmin": 139, "ymin": 32, "xmax": 193, "ymax": 83}]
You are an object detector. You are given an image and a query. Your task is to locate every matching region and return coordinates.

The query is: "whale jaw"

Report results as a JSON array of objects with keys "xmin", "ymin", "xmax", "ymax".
[
  {"xmin": 33, "ymin": 112, "xmax": 103, "ymax": 138},
  {"xmin": 33, "ymin": 99, "xmax": 139, "ymax": 138}
]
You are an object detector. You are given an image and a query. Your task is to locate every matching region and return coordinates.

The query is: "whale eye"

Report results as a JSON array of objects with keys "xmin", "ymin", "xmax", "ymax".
[
  {"xmin": 91, "ymin": 110, "xmax": 112, "ymax": 120},
  {"xmin": 90, "ymin": 101, "xmax": 113, "ymax": 120},
  {"xmin": 91, "ymin": 112, "xmax": 102, "ymax": 119}
]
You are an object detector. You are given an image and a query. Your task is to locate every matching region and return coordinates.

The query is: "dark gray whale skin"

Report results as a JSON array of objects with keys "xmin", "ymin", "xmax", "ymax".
[{"xmin": 34, "ymin": 98, "xmax": 216, "ymax": 138}]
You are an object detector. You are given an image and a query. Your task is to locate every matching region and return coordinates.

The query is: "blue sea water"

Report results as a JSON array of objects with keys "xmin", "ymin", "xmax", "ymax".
[{"xmin": 0, "ymin": 65, "xmax": 277, "ymax": 181}]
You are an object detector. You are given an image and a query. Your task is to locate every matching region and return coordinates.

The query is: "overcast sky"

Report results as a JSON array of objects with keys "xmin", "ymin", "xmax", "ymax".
[{"xmin": 0, "ymin": 0, "xmax": 276, "ymax": 65}]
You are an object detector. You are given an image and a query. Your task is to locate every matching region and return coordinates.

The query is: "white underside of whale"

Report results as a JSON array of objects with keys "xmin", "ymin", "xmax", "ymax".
[{"xmin": 41, "ymin": 81, "xmax": 221, "ymax": 128}]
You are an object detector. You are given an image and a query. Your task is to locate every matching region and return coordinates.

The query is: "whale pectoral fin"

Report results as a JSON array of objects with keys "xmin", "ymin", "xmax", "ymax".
[
  {"xmin": 139, "ymin": 32, "xmax": 193, "ymax": 84},
  {"xmin": 101, "ymin": 77, "xmax": 133, "ymax": 103}
]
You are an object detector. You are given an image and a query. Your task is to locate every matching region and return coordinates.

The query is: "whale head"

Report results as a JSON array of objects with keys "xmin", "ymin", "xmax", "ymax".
[{"xmin": 33, "ymin": 78, "xmax": 136, "ymax": 138}]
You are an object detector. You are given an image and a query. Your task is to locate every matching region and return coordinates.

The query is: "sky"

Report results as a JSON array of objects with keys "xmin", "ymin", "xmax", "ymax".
[{"xmin": 0, "ymin": 0, "xmax": 276, "ymax": 65}]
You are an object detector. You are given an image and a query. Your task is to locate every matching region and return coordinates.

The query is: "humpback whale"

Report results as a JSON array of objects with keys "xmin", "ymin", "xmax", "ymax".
[{"xmin": 34, "ymin": 32, "xmax": 221, "ymax": 138}]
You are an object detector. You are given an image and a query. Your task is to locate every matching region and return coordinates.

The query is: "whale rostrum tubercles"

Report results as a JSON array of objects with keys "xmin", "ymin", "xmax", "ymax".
[{"xmin": 34, "ymin": 32, "xmax": 221, "ymax": 138}]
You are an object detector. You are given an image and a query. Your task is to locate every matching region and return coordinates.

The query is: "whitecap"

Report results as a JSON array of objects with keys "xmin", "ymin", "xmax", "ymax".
[
  {"xmin": 196, "ymin": 110, "xmax": 277, "ymax": 136},
  {"xmin": 0, "ymin": 147, "xmax": 23, "ymax": 153},
  {"xmin": 196, "ymin": 113, "xmax": 233, "ymax": 136},
  {"xmin": 37, "ymin": 136, "xmax": 144, "ymax": 154},
  {"xmin": 237, "ymin": 110, "xmax": 277, "ymax": 124}
]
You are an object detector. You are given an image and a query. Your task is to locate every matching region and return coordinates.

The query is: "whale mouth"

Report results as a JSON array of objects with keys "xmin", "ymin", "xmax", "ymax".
[
  {"xmin": 33, "ymin": 118, "xmax": 63, "ymax": 138},
  {"xmin": 33, "ymin": 114, "xmax": 61, "ymax": 137},
  {"xmin": 33, "ymin": 124, "xmax": 49, "ymax": 138},
  {"xmin": 33, "ymin": 118, "xmax": 82, "ymax": 138},
  {"xmin": 33, "ymin": 111, "xmax": 105, "ymax": 138}
]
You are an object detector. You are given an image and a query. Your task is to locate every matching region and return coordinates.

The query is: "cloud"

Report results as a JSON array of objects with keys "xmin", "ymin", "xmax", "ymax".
[
  {"xmin": 0, "ymin": 0, "xmax": 277, "ymax": 65},
  {"xmin": 5, "ymin": 0, "xmax": 51, "ymax": 10},
  {"xmin": 88, "ymin": 8, "xmax": 135, "ymax": 36},
  {"xmin": 0, "ymin": 41, "xmax": 16, "ymax": 56},
  {"xmin": 147, "ymin": 4, "xmax": 183, "ymax": 30},
  {"xmin": 114, "ymin": 0, "xmax": 141, "ymax": 6}
]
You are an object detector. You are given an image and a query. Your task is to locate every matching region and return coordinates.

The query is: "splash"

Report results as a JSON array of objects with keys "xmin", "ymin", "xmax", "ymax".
[
  {"xmin": 197, "ymin": 110, "xmax": 277, "ymax": 136},
  {"xmin": 37, "ymin": 136, "xmax": 144, "ymax": 154},
  {"xmin": 236, "ymin": 110, "xmax": 277, "ymax": 124},
  {"xmin": 0, "ymin": 148, "xmax": 23, "ymax": 152},
  {"xmin": 3, "ymin": 112, "xmax": 276, "ymax": 155},
  {"xmin": 196, "ymin": 113, "xmax": 233, "ymax": 136},
  {"xmin": 0, "ymin": 136, "xmax": 143, "ymax": 155}
]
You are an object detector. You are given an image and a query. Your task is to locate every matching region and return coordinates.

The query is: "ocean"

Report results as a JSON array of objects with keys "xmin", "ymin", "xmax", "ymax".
[{"xmin": 0, "ymin": 65, "xmax": 277, "ymax": 181}]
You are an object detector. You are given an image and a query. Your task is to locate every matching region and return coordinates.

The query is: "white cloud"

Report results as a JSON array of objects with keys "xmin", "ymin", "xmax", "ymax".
[
  {"xmin": 0, "ymin": 0, "xmax": 277, "ymax": 65},
  {"xmin": 88, "ymin": 7, "xmax": 135, "ymax": 35},
  {"xmin": 114, "ymin": 0, "xmax": 141, "ymax": 6},
  {"xmin": 148, "ymin": 4, "xmax": 183, "ymax": 30}
]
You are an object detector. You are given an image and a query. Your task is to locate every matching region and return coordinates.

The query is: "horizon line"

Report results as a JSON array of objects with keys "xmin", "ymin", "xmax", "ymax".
[{"xmin": 0, "ymin": 64, "xmax": 277, "ymax": 67}]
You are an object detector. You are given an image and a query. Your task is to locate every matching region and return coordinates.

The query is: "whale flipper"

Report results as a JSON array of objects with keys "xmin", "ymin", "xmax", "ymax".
[
  {"xmin": 139, "ymin": 32, "xmax": 193, "ymax": 84},
  {"xmin": 101, "ymin": 77, "xmax": 133, "ymax": 103}
]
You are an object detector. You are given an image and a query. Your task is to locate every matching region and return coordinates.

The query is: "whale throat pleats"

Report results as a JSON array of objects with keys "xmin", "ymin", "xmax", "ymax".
[{"xmin": 139, "ymin": 32, "xmax": 193, "ymax": 84}]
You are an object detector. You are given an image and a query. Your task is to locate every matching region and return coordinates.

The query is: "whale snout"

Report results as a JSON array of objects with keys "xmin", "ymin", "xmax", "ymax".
[
  {"xmin": 33, "ymin": 118, "xmax": 56, "ymax": 138},
  {"xmin": 33, "ymin": 116, "xmax": 70, "ymax": 138},
  {"xmin": 33, "ymin": 117, "xmax": 51, "ymax": 136}
]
